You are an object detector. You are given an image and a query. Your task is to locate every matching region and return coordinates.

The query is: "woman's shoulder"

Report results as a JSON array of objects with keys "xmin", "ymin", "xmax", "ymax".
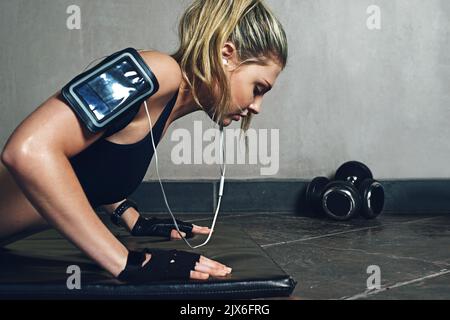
[{"xmin": 138, "ymin": 50, "xmax": 182, "ymax": 97}]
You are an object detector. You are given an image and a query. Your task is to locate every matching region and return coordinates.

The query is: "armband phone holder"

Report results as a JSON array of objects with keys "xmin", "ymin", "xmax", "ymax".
[{"xmin": 61, "ymin": 47, "xmax": 159, "ymax": 134}]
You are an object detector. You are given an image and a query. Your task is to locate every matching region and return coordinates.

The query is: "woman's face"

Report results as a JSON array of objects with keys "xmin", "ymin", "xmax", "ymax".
[{"xmin": 220, "ymin": 58, "xmax": 282, "ymax": 127}]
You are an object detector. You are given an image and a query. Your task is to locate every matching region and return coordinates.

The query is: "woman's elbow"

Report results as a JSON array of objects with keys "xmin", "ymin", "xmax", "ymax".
[
  {"xmin": 1, "ymin": 145, "xmax": 19, "ymax": 168},
  {"xmin": 2, "ymin": 133, "xmax": 31, "ymax": 167},
  {"xmin": 1, "ymin": 143, "xmax": 48, "ymax": 170}
]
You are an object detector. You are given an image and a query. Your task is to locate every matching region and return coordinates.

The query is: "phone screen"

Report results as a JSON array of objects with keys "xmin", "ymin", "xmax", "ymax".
[{"xmin": 73, "ymin": 57, "xmax": 151, "ymax": 122}]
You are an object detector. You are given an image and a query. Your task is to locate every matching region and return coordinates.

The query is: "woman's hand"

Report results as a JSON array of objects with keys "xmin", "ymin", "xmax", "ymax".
[
  {"xmin": 131, "ymin": 216, "xmax": 213, "ymax": 240},
  {"xmin": 103, "ymin": 200, "xmax": 212, "ymax": 240},
  {"xmin": 118, "ymin": 249, "xmax": 232, "ymax": 282},
  {"xmin": 141, "ymin": 252, "xmax": 232, "ymax": 279},
  {"xmin": 191, "ymin": 255, "xmax": 232, "ymax": 279},
  {"xmin": 171, "ymin": 224, "xmax": 211, "ymax": 240}
]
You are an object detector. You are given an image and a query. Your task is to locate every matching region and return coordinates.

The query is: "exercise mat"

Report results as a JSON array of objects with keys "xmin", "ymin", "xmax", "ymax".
[{"xmin": 0, "ymin": 220, "xmax": 296, "ymax": 299}]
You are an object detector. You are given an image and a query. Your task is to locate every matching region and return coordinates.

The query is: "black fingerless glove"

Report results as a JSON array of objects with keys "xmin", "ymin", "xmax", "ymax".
[
  {"xmin": 110, "ymin": 199, "xmax": 194, "ymax": 239},
  {"xmin": 117, "ymin": 249, "xmax": 201, "ymax": 282},
  {"xmin": 131, "ymin": 216, "xmax": 194, "ymax": 238}
]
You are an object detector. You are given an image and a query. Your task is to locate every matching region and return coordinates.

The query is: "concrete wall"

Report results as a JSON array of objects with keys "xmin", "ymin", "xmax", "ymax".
[{"xmin": 1, "ymin": 0, "xmax": 449, "ymax": 180}]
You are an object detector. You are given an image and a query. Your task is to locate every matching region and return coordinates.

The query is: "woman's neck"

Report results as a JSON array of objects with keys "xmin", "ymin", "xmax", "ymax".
[{"xmin": 170, "ymin": 79, "xmax": 205, "ymax": 122}]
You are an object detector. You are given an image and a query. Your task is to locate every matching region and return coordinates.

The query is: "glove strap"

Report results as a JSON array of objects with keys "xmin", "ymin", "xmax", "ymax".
[
  {"xmin": 111, "ymin": 199, "xmax": 139, "ymax": 227},
  {"xmin": 117, "ymin": 249, "xmax": 200, "ymax": 282},
  {"xmin": 117, "ymin": 250, "xmax": 147, "ymax": 281}
]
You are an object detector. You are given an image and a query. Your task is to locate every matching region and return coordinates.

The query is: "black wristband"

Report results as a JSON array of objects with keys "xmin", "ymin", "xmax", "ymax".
[{"xmin": 111, "ymin": 199, "xmax": 139, "ymax": 226}]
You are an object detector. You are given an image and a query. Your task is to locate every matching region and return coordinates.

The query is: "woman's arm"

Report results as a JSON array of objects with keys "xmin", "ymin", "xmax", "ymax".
[
  {"xmin": 1, "ymin": 93, "xmax": 128, "ymax": 276},
  {"xmin": 1, "ymin": 52, "xmax": 229, "ymax": 280}
]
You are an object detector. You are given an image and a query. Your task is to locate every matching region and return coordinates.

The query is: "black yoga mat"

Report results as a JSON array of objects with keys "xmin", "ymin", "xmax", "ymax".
[{"xmin": 0, "ymin": 220, "xmax": 296, "ymax": 299}]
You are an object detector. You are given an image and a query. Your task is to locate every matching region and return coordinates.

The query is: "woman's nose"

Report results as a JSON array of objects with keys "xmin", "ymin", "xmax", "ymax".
[{"xmin": 248, "ymin": 102, "xmax": 261, "ymax": 115}]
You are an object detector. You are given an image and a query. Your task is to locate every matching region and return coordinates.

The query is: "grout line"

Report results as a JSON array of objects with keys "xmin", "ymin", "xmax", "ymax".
[
  {"xmin": 261, "ymin": 226, "xmax": 382, "ymax": 248},
  {"xmin": 398, "ymin": 216, "xmax": 448, "ymax": 224},
  {"xmin": 260, "ymin": 216, "xmax": 445, "ymax": 248},
  {"xmin": 340, "ymin": 269, "xmax": 450, "ymax": 300},
  {"xmin": 303, "ymin": 243, "xmax": 450, "ymax": 268}
]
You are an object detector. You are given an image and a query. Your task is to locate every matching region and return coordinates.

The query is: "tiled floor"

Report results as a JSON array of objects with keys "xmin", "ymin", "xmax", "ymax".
[
  {"xmin": 165, "ymin": 212, "xmax": 450, "ymax": 300},
  {"xmin": 11, "ymin": 211, "xmax": 450, "ymax": 300}
]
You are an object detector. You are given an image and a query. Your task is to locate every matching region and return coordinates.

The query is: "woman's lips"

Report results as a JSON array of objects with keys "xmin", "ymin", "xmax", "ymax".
[{"xmin": 231, "ymin": 112, "xmax": 248, "ymax": 121}]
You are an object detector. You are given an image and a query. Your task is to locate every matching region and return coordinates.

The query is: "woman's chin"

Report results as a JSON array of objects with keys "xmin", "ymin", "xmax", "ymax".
[
  {"xmin": 214, "ymin": 115, "xmax": 238, "ymax": 127},
  {"xmin": 221, "ymin": 117, "xmax": 234, "ymax": 127}
]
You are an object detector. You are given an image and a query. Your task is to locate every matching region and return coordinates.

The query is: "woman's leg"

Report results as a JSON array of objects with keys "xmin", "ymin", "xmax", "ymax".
[{"xmin": 0, "ymin": 162, "xmax": 50, "ymax": 247}]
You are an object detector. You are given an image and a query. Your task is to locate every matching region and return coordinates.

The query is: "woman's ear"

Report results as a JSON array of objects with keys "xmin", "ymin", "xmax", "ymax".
[{"xmin": 221, "ymin": 41, "xmax": 237, "ymax": 63}]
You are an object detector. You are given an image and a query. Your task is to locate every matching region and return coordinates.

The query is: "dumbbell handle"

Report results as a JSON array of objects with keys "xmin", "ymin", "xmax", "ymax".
[{"xmin": 346, "ymin": 176, "xmax": 358, "ymax": 185}]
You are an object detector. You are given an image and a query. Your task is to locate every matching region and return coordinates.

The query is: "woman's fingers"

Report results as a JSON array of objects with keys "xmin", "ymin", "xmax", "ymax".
[
  {"xmin": 192, "ymin": 225, "xmax": 211, "ymax": 235},
  {"xmin": 190, "ymin": 255, "xmax": 233, "ymax": 279},
  {"xmin": 187, "ymin": 252, "xmax": 233, "ymax": 280},
  {"xmin": 190, "ymin": 270, "xmax": 209, "ymax": 280},
  {"xmin": 170, "ymin": 229, "xmax": 186, "ymax": 240},
  {"xmin": 195, "ymin": 262, "xmax": 229, "ymax": 277},
  {"xmin": 200, "ymin": 256, "xmax": 232, "ymax": 273},
  {"xmin": 170, "ymin": 225, "xmax": 211, "ymax": 240}
]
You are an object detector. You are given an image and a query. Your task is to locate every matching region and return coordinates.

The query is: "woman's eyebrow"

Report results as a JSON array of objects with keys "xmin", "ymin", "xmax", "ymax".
[{"xmin": 263, "ymin": 79, "xmax": 273, "ymax": 91}]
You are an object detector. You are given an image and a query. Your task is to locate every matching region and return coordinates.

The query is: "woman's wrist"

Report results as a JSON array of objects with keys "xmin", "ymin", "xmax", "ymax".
[
  {"xmin": 103, "ymin": 200, "xmax": 141, "ymax": 232},
  {"xmin": 110, "ymin": 246, "xmax": 131, "ymax": 278},
  {"xmin": 121, "ymin": 207, "xmax": 140, "ymax": 232}
]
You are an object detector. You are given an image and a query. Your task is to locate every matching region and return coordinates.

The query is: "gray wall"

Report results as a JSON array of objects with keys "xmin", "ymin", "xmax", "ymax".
[{"xmin": 1, "ymin": 0, "xmax": 449, "ymax": 180}]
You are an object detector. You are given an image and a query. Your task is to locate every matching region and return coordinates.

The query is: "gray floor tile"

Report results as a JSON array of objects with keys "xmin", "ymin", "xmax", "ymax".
[
  {"xmin": 187, "ymin": 212, "xmax": 445, "ymax": 247},
  {"xmin": 7, "ymin": 211, "xmax": 449, "ymax": 300},
  {"xmin": 281, "ymin": 218, "xmax": 450, "ymax": 267},
  {"xmin": 259, "ymin": 214, "xmax": 450, "ymax": 299},
  {"xmin": 365, "ymin": 272, "xmax": 450, "ymax": 300},
  {"xmin": 263, "ymin": 241, "xmax": 446, "ymax": 300}
]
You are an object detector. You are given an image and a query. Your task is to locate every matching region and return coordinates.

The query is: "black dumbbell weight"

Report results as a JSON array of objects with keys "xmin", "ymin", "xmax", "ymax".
[
  {"xmin": 335, "ymin": 161, "xmax": 385, "ymax": 219},
  {"xmin": 306, "ymin": 176, "xmax": 361, "ymax": 221}
]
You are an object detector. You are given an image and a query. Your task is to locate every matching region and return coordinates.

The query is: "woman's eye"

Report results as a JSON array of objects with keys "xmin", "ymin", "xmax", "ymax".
[{"xmin": 254, "ymin": 87, "xmax": 262, "ymax": 96}]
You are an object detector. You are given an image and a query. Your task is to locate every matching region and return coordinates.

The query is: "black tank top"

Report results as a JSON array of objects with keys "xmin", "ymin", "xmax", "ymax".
[{"xmin": 69, "ymin": 91, "xmax": 178, "ymax": 208}]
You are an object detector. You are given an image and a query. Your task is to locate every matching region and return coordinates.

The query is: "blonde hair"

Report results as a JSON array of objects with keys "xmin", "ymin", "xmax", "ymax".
[{"xmin": 171, "ymin": 0, "xmax": 288, "ymax": 146}]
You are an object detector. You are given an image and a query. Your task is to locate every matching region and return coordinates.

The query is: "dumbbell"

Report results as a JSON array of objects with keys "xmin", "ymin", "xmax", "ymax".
[{"xmin": 306, "ymin": 161, "xmax": 385, "ymax": 221}]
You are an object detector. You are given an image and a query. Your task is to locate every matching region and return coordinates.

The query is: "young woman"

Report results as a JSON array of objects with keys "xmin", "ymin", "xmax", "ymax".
[{"xmin": 0, "ymin": 0, "xmax": 288, "ymax": 282}]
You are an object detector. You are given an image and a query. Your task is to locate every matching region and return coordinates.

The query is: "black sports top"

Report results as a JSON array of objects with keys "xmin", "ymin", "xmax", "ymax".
[{"xmin": 69, "ymin": 91, "xmax": 178, "ymax": 208}]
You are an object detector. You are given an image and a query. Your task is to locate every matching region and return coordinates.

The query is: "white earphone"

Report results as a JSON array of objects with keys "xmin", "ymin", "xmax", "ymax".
[
  {"xmin": 143, "ymin": 99, "xmax": 226, "ymax": 250},
  {"xmin": 84, "ymin": 50, "xmax": 228, "ymax": 249}
]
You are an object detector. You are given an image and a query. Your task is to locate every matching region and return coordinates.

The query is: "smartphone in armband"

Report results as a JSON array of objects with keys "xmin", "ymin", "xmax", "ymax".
[{"xmin": 61, "ymin": 47, "xmax": 159, "ymax": 134}]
